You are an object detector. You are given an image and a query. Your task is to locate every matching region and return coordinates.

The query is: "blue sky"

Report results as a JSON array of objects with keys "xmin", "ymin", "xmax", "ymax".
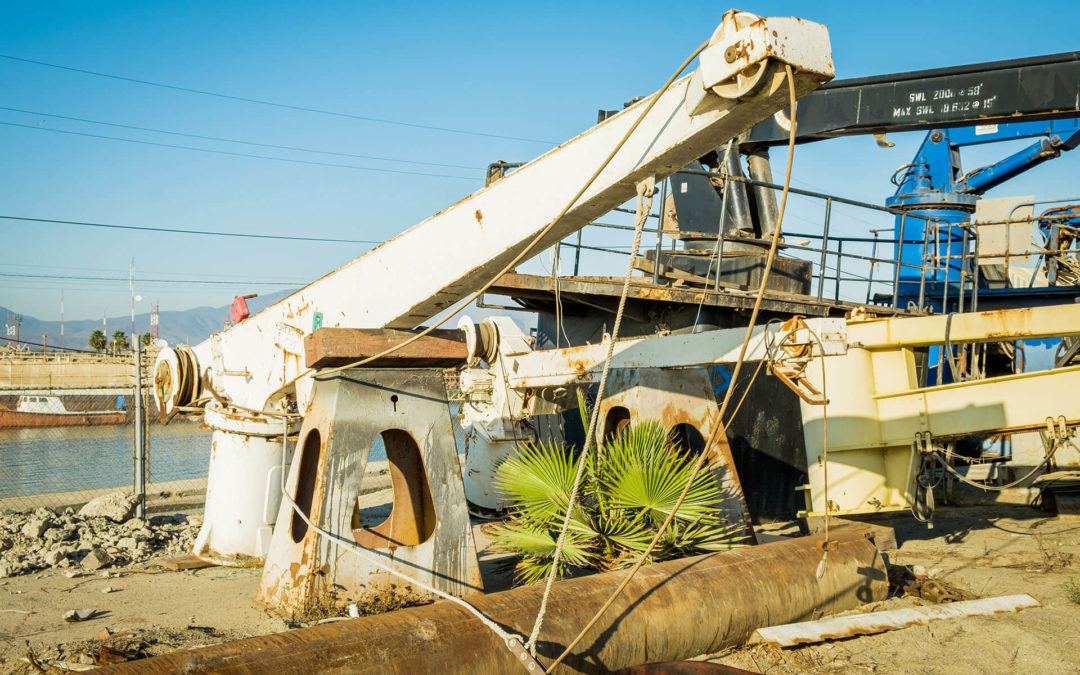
[{"xmin": 1, "ymin": 1, "xmax": 1078, "ymax": 324}]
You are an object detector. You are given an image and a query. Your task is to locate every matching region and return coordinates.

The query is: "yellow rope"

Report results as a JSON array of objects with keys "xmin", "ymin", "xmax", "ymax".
[
  {"xmin": 547, "ymin": 63, "xmax": 800, "ymax": 672},
  {"xmin": 312, "ymin": 40, "xmax": 710, "ymax": 380}
]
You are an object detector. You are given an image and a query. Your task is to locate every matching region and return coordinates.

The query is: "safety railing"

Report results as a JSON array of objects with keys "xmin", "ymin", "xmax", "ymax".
[
  {"xmin": 551, "ymin": 172, "xmax": 1080, "ymax": 318},
  {"xmin": 914, "ymin": 196, "xmax": 1080, "ymax": 315},
  {"xmin": 553, "ymin": 171, "xmax": 936, "ymax": 311}
]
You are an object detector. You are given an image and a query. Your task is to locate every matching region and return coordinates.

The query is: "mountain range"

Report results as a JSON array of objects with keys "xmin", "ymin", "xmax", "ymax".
[
  {"xmin": 2, "ymin": 290, "xmax": 292, "ymax": 351},
  {"xmin": 3, "ymin": 290, "xmax": 532, "ymax": 352}
]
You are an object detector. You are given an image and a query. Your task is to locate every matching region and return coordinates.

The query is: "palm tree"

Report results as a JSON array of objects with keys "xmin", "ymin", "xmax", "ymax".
[
  {"xmin": 88, "ymin": 330, "xmax": 107, "ymax": 352},
  {"xmin": 141, "ymin": 333, "xmax": 153, "ymax": 347},
  {"xmin": 489, "ymin": 417, "xmax": 745, "ymax": 586},
  {"xmin": 111, "ymin": 330, "xmax": 129, "ymax": 354}
]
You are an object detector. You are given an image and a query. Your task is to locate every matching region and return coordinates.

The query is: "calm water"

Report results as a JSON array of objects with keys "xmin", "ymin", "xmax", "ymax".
[
  {"xmin": 0, "ymin": 403, "xmax": 466, "ymax": 499},
  {"xmin": 0, "ymin": 422, "xmax": 215, "ymax": 498}
]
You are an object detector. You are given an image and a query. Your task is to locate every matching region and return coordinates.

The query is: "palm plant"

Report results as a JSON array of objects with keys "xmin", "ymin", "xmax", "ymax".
[{"xmin": 489, "ymin": 414, "xmax": 745, "ymax": 586}]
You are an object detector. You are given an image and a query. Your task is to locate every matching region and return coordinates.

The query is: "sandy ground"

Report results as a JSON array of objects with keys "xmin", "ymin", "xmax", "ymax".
[
  {"xmin": 1, "ymin": 501, "xmax": 1078, "ymax": 673},
  {"xmin": 711, "ymin": 506, "xmax": 1080, "ymax": 674}
]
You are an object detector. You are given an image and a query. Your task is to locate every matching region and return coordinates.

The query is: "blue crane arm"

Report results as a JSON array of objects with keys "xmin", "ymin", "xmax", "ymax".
[
  {"xmin": 958, "ymin": 121, "xmax": 1080, "ymax": 194},
  {"xmin": 890, "ymin": 118, "xmax": 1080, "ymax": 206}
]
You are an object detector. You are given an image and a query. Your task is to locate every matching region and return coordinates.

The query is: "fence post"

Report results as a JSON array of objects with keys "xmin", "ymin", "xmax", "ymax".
[
  {"xmin": 574, "ymin": 229, "xmax": 582, "ymax": 276},
  {"xmin": 834, "ymin": 239, "xmax": 844, "ymax": 302},
  {"xmin": 652, "ymin": 178, "xmax": 667, "ymax": 285},
  {"xmin": 892, "ymin": 214, "xmax": 906, "ymax": 309},
  {"xmin": 133, "ymin": 335, "xmax": 146, "ymax": 519},
  {"xmin": 816, "ymin": 198, "xmax": 832, "ymax": 301},
  {"xmin": 865, "ymin": 230, "xmax": 880, "ymax": 304}
]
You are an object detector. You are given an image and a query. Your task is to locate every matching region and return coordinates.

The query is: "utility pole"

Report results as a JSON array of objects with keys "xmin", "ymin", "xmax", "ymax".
[
  {"xmin": 133, "ymin": 334, "xmax": 146, "ymax": 518},
  {"xmin": 60, "ymin": 289, "xmax": 64, "ymax": 350},
  {"xmin": 129, "ymin": 258, "xmax": 135, "ymax": 347}
]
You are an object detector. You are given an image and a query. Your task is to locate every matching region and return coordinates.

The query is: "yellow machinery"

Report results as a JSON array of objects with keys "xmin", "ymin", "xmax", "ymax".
[{"xmin": 792, "ymin": 304, "xmax": 1080, "ymax": 518}]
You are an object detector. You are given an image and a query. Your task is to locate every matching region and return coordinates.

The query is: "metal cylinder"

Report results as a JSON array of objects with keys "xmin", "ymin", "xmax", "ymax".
[
  {"xmin": 746, "ymin": 148, "xmax": 779, "ymax": 237},
  {"xmin": 191, "ymin": 409, "xmax": 290, "ymax": 566},
  {"xmin": 721, "ymin": 143, "xmax": 754, "ymax": 239},
  {"xmin": 100, "ymin": 529, "xmax": 886, "ymax": 674}
]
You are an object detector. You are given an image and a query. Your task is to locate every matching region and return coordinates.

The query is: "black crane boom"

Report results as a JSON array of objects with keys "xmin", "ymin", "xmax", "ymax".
[{"xmin": 744, "ymin": 51, "xmax": 1080, "ymax": 148}]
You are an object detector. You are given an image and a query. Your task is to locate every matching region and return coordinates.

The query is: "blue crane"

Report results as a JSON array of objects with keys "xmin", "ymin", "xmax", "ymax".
[{"xmin": 888, "ymin": 119, "xmax": 1080, "ymax": 309}]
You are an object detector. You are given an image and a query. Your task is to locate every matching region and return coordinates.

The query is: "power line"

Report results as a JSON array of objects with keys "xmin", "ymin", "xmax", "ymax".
[
  {"xmin": 0, "ymin": 106, "xmax": 483, "ymax": 171},
  {"xmin": 0, "ymin": 272, "xmax": 303, "ymax": 286},
  {"xmin": 0, "ymin": 53, "xmax": 556, "ymax": 145},
  {"xmin": 0, "ymin": 260, "xmax": 302, "ymax": 282},
  {"xmin": 0, "ymin": 214, "xmax": 383, "ymax": 243},
  {"xmin": 0, "ymin": 121, "xmax": 476, "ymax": 180}
]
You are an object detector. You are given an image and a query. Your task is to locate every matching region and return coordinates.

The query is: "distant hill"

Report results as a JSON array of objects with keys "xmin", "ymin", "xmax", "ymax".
[
  {"xmin": 3, "ymin": 288, "xmax": 538, "ymax": 353},
  {"xmin": 1, "ymin": 290, "xmax": 293, "ymax": 351}
]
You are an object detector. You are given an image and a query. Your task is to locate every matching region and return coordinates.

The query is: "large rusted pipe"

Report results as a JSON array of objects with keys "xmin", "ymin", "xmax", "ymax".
[{"xmin": 102, "ymin": 530, "xmax": 885, "ymax": 674}]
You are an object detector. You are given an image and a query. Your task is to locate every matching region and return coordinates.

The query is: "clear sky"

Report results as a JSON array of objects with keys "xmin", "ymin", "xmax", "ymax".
[{"xmin": 1, "ymin": 0, "xmax": 1078, "ymax": 323}]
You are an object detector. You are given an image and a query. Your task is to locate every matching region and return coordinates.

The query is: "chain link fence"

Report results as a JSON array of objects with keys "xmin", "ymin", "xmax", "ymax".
[{"xmin": 0, "ymin": 346, "xmax": 210, "ymax": 515}]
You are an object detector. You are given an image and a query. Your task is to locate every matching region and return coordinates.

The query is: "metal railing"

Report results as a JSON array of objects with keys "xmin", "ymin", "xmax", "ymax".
[
  {"xmin": 552, "ymin": 171, "xmax": 1080, "ymax": 317},
  {"xmin": 555, "ymin": 171, "xmax": 934, "ymax": 311}
]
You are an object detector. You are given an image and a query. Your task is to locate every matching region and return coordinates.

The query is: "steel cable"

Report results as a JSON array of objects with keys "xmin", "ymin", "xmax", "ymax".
[{"xmin": 525, "ymin": 182, "xmax": 653, "ymax": 653}]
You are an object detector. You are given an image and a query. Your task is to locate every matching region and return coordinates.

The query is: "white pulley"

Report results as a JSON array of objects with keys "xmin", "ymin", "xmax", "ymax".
[
  {"xmin": 456, "ymin": 315, "xmax": 499, "ymax": 366},
  {"xmin": 707, "ymin": 11, "xmax": 774, "ymax": 100},
  {"xmin": 154, "ymin": 345, "xmax": 200, "ymax": 421}
]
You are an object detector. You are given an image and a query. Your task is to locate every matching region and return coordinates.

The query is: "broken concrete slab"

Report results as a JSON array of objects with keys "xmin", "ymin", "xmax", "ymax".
[{"xmin": 78, "ymin": 493, "xmax": 138, "ymax": 523}]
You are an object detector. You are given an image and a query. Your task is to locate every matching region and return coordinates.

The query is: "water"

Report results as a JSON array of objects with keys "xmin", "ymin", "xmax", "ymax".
[
  {"xmin": 0, "ymin": 402, "xmax": 467, "ymax": 499},
  {"xmin": 0, "ymin": 422, "xmax": 213, "ymax": 498}
]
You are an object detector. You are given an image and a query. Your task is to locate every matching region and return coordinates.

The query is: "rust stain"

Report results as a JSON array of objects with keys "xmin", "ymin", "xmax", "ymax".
[
  {"xmin": 474, "ymin": 209, "xmax": 483, "ymax": 224},
  {"xmin": 660, "ymin": 399, "xmax": 695, "ymax": 428}
]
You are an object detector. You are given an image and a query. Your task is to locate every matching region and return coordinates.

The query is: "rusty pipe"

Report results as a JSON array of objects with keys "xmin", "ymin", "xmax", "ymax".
[{"xmin": 101, "ymin": 530, "xmax": 886, "ymax": 674}]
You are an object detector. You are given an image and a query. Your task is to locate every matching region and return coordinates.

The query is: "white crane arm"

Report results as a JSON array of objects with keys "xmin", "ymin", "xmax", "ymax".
[{"xmin": 156, "ymin": 10, "xmax": 833, "ymax": 416}]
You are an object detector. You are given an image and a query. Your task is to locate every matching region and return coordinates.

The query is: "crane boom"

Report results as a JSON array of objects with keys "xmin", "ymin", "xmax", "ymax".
[
  {"xmin": 157, "ymin": 12, "xmax": 833, "ymax": 417},
  {"xmin": 155, "ymin": 9, "xmax": 835, "ymax": 565},
  {"xmin": 744, "ymin": 51, "xmax": 1080, "ymax": 148}
]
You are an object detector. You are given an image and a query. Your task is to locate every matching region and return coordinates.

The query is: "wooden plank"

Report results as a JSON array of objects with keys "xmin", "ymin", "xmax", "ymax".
[
  {"xmin": 749, "ymin": 594, "xmax": 1041, "ymax": 647},
  {"xmin": 158, "ymin": 554, "xmax": 216, "ymax": 571},
  {"xmin": 305, "ymin": 327, "xmax": 468, "ymax": 369}
]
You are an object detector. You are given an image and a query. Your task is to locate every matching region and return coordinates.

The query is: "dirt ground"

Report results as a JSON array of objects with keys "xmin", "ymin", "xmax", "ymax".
[
  {"xmin": 1, "ymin": 501, "xmax": 1078, "ymax": 673},
  {"xmin": 713, "ymin": 505, "xmax": 1080, "ymax": 674}
]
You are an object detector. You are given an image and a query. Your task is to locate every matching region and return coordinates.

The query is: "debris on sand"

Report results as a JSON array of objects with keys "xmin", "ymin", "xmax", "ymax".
[{"xmin": 0, "ymin": 507, "xmax": 199, "ymax": 578}]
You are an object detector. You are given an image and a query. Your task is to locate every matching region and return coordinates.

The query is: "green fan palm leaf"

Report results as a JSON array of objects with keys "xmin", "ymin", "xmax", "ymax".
[
  {"xmin": 598, "ymin": 420, "xmax": 721, "ymax": 524},
  {"xmin": 490, "ymin": 417, "xmax": 744, "ymax": 586},
  {"xmin": 492, "ymin": 440, "xmax": 577, "ymax": 527}
]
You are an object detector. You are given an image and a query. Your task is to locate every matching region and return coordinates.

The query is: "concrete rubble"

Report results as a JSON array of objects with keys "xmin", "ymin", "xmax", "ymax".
[
  {"xmin": 78, "ymin": 492, "xmax": 140, "ymax": 523},
  {"xmin": 0, "ymin": 494, "xmax": 201, "ymax": 578}
]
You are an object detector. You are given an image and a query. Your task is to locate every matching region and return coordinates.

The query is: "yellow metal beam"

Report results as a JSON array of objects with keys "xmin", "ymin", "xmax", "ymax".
[
  {"xmin": 865, "ymin": 364, "xmax": 1080, "ymax": 452},
  {"xmin": 847, "ymin": 304, "xmax": 1080, "ymax": 350}
]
